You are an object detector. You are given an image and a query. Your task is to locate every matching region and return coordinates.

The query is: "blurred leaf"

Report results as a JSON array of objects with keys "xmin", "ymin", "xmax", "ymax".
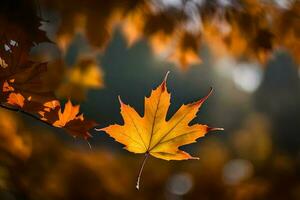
[
  {"xmin": 0, "ymin": 110, "xmax": 31, "ymax": 160},
  {"xmin": 57, "ymin": 58, "xmax": 104, "ymax": 101},
  {"xmin": 231, "ymin": 113, "xmax": 272, "ymax": 164},
  {"xmin": 40, "ymin": 0, "xmax": 300, "ymax": 69}
]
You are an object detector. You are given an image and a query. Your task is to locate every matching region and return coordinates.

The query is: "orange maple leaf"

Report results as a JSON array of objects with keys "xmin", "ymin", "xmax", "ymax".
[
  {"xmin": 41, "ymin": 100, "xmax": 97, "ymax": 139},
  {"xmin": 53, "ymin": 100, "xmax": 81, "ymax": 127},
  {"xmin": 7, "ymin": 93, "xmax": 25, "ymax": 108},
  {"xmin": 97, "ymin": 72, "xmax": 223, "ymax": 188}
]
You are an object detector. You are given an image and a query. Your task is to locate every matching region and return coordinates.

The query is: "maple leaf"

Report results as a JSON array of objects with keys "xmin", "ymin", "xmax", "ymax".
[
  {"xmin": 0, "ymin": 48, "xmax": 57, "ymax": 113},
  {"xmin": 0, "ymin": 40, "xmax": 95, "ymax": 140},
  {"xmin": 0, "ymin": 20, "xmax": 58, "ymax": 114},
  {"xmin": 0, "ymin": 0, "xmax": 53, "ymax": 106},
  {"xmin": 52, "ymin": 100, "xmax": 81, "ymax": 127},
  {"xmin": 7, "ymin": 93, "xmax": 25, "ymax": 108},
  {"xmin": 41, "ymin": 100, "xmax": 97, "ymax": 139},
  {"xmin": 0, "ymin": 0, "xmax": 97, "ymax": 141},
  {"xmin": 97, "ymin": 72, "xmax": 223, "ymax": 189}
]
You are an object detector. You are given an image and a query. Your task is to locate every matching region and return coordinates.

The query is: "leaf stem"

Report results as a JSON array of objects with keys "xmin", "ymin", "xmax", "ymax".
[
  {"xmin": 87, "ymin": 140, "xmax": 92, "ymax": 149},
  {"xmin": 136, "ymin": 153, "xmax": 149, "ymax": 190}
]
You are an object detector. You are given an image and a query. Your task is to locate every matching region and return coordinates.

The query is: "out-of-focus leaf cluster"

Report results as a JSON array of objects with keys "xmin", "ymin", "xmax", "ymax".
[{"xmin": 40, "ymin": 0, "xmax": 300, "ymax": 69}]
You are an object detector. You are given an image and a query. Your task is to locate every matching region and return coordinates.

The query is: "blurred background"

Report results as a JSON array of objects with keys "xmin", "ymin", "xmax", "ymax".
[{"xmin": 0, "ymin": 0, "xmax": 300, "ymax": 199}]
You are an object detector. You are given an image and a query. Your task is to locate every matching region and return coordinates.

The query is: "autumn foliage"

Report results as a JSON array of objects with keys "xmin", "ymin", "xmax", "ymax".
[
  {"xmin": 1, "ymin": 0, "xmax": 300, "ymax": 199},
  {"xmin": 0, "ymin": 0, "xmax": 97, "ymax": 139}
]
